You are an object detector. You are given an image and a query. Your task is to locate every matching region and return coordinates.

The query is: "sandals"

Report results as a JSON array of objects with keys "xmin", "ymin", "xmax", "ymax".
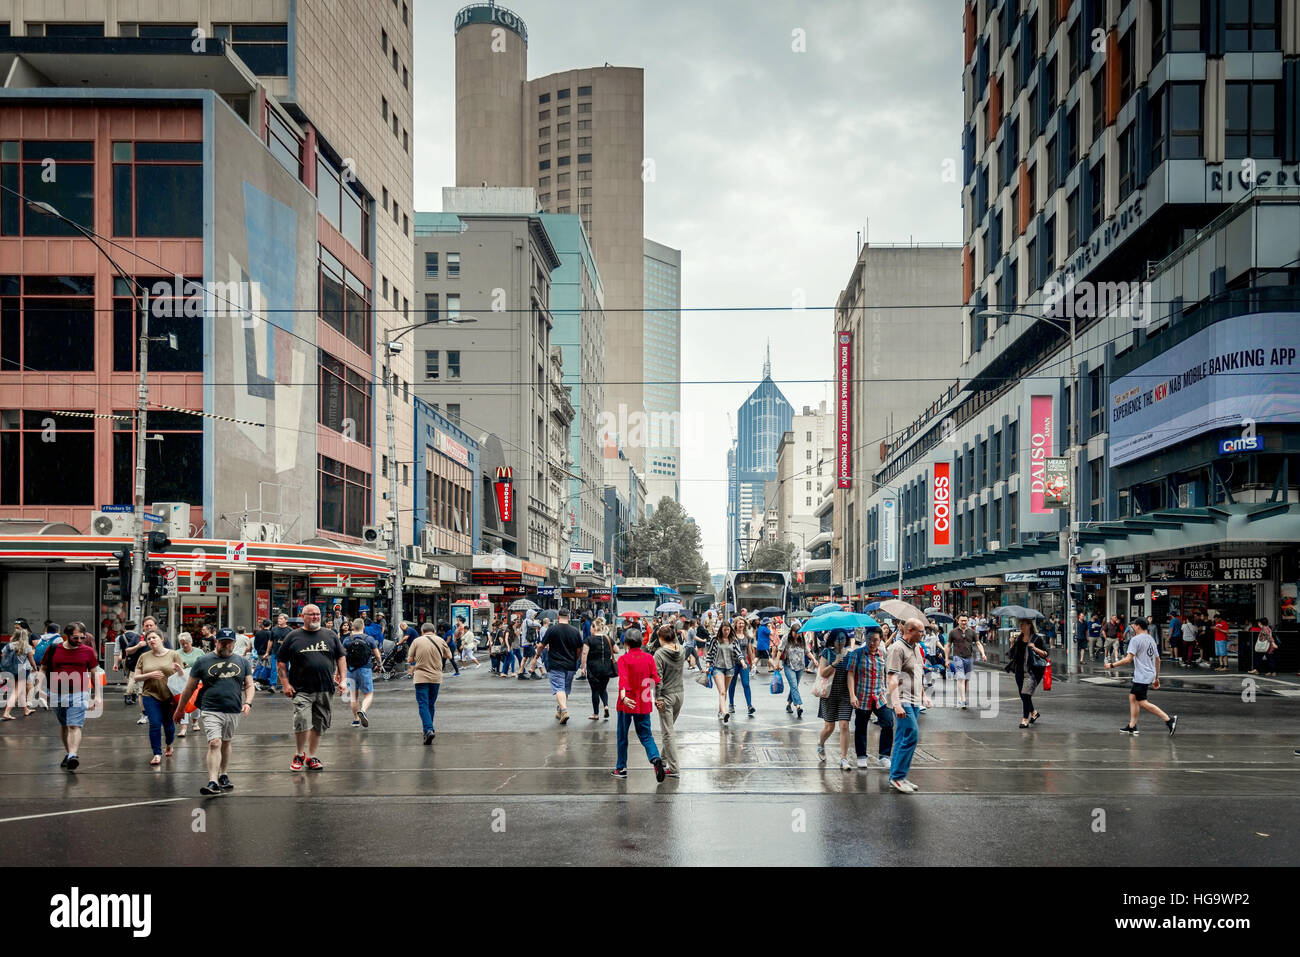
[
  {"xmin": 1029, "ymin": 712, "xmax": 1040, "ymax": 724},
  {"xmin": 150, "ymin": 755, "xmax": 162, "ymax": 765},
  {"xmin": 1018, "ymin": 721, "xmax": 1030, "ymax": 729},
  {"xmin": 164, "ymin": 746, "xmax": 174, "ymax": 757}
]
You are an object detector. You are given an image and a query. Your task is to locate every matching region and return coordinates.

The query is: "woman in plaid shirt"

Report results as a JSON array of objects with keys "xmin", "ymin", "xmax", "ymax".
[{"xmin": 847, "ymin": 629, "xmax": 895, "ymax": 769}]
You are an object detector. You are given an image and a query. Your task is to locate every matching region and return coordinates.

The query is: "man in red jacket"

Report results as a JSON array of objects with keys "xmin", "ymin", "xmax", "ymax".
[{"xmin": 612, "ymin": 628, "xmax": 666, "ymax": 782}]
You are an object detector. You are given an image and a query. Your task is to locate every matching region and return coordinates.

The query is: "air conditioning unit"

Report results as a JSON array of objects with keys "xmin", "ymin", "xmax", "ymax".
[
  {"xmin": 989, "ymin": 539, "xmax": 1001, "ymax": 550},
  {"xmin": 151, "ymin": 502, "xmax": 191, "ymax": 538},
  {"xmin": 361, "ymin": 525, "xmax": 383, "ymax": 545},
  {"xmin": 402, "ymin": 545, "xmax": 424, "ymax": 563},
  {"xmin": 90, "ymin": 511, "xmax": 134, "ymax": 537},
  {"xmin": 240, "ymin": 521, "xmax": 284, "ymax": 544},
  {"xmin": 421, "ymin": 527, "xmax": 438, "ymax": 553}
]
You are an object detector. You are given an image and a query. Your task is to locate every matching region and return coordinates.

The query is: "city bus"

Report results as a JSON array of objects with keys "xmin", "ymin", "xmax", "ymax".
[
  {"xmin": 726, "ymin": 570, "xmax": 792, "ymax": 614},
  {"xmin": 613, "ymin": 579, "xmax": 680, "ymax": 619}
]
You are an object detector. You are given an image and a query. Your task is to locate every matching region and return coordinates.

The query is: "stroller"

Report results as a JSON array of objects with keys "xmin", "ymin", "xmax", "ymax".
[{"xmin": 377, "ymin": 637, "xmax": 410, "ymax": 680}]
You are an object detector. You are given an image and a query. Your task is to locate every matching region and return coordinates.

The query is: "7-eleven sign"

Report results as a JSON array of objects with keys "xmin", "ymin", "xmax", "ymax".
[{"xmin": 226, "ymin": 541, "xmax": 247, "ymax": 562}]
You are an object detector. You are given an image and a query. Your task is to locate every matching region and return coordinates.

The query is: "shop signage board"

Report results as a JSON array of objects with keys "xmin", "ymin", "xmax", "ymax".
[
  {"xmin": 1112, "ymin": 561, "xmax": 1144, "ymax": 584},
  {"xmin": 1036, "ymin": 567, "xmax": 1066, "ymax": 578},
  {"xmin": 1043, "ymin": 457, "xmax": 1070, "ymax": 508},
  {"xmin": 879, "ymin": 498, "xmax": 898, "ymax": 571},
  {"xmin": 836, "ymin": 331, "xmax": 852, "ymax": 488},
  {"xmin": 929, "ymin": 456, "xmax": 954, "ymax": 558},
  {"xmin": 1020, "ymin": 384, "xmax": 1062, "ymax": 533},
  {"xmin": 1005, "ymin": 572, "xmax": 1042, "ymax": 583},
  {"xmin": 1146, "ymin": 558, "xmax": 1181, "ymax": 581}
]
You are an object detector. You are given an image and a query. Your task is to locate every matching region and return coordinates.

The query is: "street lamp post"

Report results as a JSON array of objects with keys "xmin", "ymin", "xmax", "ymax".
[
  {"xmin": 382, "ymin": 315, "xmax": 476, "ymax": 642},
  {"xmin": 978, "ymin": 308, "xmax": 1080, "ymax": 675},
  {"xmin": 26, "ymin": 201, "xmax": 155, "ymax": 624}
]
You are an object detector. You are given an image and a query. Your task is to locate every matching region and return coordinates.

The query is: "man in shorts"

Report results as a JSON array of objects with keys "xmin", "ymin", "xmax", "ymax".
[
  {"xmin": 944, "ymin": 614, "xmax": 986, "ymax": 709},
  {"xmin": 1106, "ymin": 617, "xmax": 1177, "ymax": 737},
  {"xmin": 276, "ymin": 604, "xmax": 346, "ymax": 771},
  {"xmin": 41, "ymin": 622, "xmax": 101, "ymax": 771},
  {"xmin": 174, "ymin": 628, "xmax": 254, "ymax": 795},
  {"xmin": 538, "ymin": 608, "xmax": 584, "ymax": 724},
  {"xmin": 344, "ymin": 624, "xmax": 383, "ymax": 728}
]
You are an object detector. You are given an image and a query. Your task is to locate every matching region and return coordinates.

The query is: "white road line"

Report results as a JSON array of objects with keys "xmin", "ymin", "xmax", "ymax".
[{"xmin": 0, "ymin": 797, "xmax": 186, "ymax": 824}]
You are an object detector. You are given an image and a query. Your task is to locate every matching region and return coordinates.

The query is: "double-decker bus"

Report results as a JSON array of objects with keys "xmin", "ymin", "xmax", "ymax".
[
  {"xmin": 613, "ymin": 579, "xmax": 680, "ymax": 619},
  {"xmin": 726, "ymin": 570, "xmax": 791, "ymax": 614}
]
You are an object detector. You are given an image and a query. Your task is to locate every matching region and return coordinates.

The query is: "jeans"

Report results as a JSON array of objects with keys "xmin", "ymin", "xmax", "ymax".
[
  {"xmin": 141, "ymin": 695, "xmax": 175, "ymax": 755},
  {"xmin": 590, "ymin": 674, "xmax": 610, "ymax": 714},
  {"xmin": 728, "ymin": 662, "xmax": 753, "ymax": 709},
  {"xmin": 854, "ymin": 704, "xmax": 894, "ymax": 759},
  {"xmin": 268, "ymin": 653, "xmax": 278, "ymax": 688},
  {"xmin": 782, "ymin": 665, "xmax": 803, "ymax": 707},
  {"xmin": 414, "ymin": 682, "xmax": 441, "ymax": 734},
  {"xmin": 501, "ymin": 650, "xmax": 514, "ymax": 674},
  {"xmin": 889, "ymin": 705, "xmax": 919, "ymax": 782},
  {"xmin": 616, "ymin": 711, "xmax": 660, "ymax": 770}
]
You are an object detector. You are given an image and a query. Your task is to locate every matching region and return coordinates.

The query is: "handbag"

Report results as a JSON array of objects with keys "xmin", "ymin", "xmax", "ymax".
[
  {"xmin": 811, "ymin": 665, "xmax": 832, "ymax": 699},
  {"xmin": 694, "ymin": 670, "xmax": 712, "ymax": 688},
  {"xmin": 1254, "ymin": 636, "xmax": 1270, "ymax": 653},
  {"xmin": 1042, "ymin": 659, "xmax": 1053, "ymax": 691},
  {"xmin": 769, "ymin": 670, "xmax": 784, "ymax": 695}
]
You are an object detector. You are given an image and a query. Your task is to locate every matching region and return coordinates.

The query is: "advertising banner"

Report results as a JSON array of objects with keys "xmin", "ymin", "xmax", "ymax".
[
  {"xmin": 837, "ymin": 332, "xmax": 852, "ymax": 488},
  {"xmin": 1044, "ymin": 456, "xmax": 1070, "ymax": 508},
  {"xmin": 568, "ymin": 549, "xmax": 594, "ymax": 574},
  {"xmin": 1019, "ymin": 385, "xmax": 1060, "ymax": 533},
  {"xmin": 878, "ymin": 497, "xmax": 898, "ymax": 571},
  {"xmin": 494, "ymin": 467, "xmax": 513, "ymax": 524},
  {"xmin": 1108, "ymin": 313, "xmax": 1300, "ymax": 467},
  {"xmin": 929, "ymin": 456, "xmax": 954, "ymax": 558}
]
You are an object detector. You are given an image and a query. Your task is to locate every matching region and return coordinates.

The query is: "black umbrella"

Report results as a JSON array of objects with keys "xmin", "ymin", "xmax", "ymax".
[
  {"xmin": 925, "ymin": 610, "xmax": 955, "ymax": 624},
  {"xmin": 989, "ymin": 605, "xmax": 1043, "ymax": 620},
  {"xmin": 756, "ymin": 606, "xmax": 785, "ymax": 616},
  {"xmin": 538, "ymin": 609, "xmax": 559, "ymax": 621}
]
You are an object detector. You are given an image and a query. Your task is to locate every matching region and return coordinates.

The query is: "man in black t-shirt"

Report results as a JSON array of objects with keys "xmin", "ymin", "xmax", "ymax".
[
  {"xmin": 173, "ymin": 630, "xmax": 254, "ymax": 796},
  {"xmin": 275, "ymin": 604, "xmax": 345, "ymax": 772},
  {"xmin": 539, "ymin": 608, "xmax": 585, "ymax": 724}
]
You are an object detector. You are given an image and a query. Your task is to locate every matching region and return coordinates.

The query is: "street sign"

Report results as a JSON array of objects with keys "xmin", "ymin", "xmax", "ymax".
[
  {"xmin": 142, "ymin": 512, "xmax": 165, "ymax": 523},
  {"xmin": 100, "ymin": 505, "xmax": 134, "ymax": 513},
  {"xmin": 161, "ymin": 565, "xmax": 178, "ymax": 582}
]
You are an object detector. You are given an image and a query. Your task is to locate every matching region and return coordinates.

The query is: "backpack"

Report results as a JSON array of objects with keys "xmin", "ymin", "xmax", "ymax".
[
  {"xmin": 34, "ymin": 637, "xmax": 56, "ymax": 665},
  {"xmin": 0, "ymin": 642, "xmax": 17, "ymax": 672},
  {"xmin": 345, "ymin": 636, "xmax": 372, "ymax": 669}
]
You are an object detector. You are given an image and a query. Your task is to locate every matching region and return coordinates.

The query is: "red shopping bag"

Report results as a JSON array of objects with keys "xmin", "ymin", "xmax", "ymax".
[{"xmin": 1042, "ymin": 660, "xmax": 1053, "ymax": 691}]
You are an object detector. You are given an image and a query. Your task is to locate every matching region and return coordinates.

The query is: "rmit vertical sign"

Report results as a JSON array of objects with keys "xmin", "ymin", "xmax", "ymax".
[
  {"xmin": 929, "ymin": 456, "xmax": 954, "ymax": 558},
  {"xmin": 836, "ymin": 331, "xmax": 852, "ymax": 488}
]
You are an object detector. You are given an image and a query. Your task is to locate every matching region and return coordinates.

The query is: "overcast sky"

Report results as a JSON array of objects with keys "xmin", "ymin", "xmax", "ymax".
[{"xmin": 413, "ymin": 0, "xmax": 965, "ymax": 572}]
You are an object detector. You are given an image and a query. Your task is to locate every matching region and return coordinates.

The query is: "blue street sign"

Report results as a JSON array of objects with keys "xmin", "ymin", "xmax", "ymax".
[
  {"xmin": 100, "ymin": 505, "xmax": 134, "ymax": 513},
  {"xmin": 142, "ymin": 512, "xmax": 165, "ymax": 523}
]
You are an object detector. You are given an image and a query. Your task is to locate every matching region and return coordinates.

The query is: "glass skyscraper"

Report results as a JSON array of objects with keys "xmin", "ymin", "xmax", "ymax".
[
  {"xmin": 728, "ymin": 346, "xmax": 793, "ymax": 572},
  {"xmin": 643, "ymin": 238, "xmax": 681, "ymax": 510}
]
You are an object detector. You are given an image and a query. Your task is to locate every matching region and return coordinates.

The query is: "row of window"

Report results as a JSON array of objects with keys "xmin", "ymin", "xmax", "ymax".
[
  {"xmin": 17, "ymin": 21, "xmax": 291, "ymax": 75},
  {"xmin": 423, "ymin": 252, "xmax": 461, "ymax": 280},
  {"xmin": 538, "ymin": 170, "xmax": 593, "ymax": 187},
  {"xmin": 426, "ymin": 450, "xmax": 472, "ymax": 538},
  {"xmin": 538, "ymin": 137, "xmax": 594, "ymax": 153},
  {"xmin": 537, "ymin": 120, "xmax": 593, "ymax": 139},
  {"xmin": 423, "ymin": 293, "xmax": 461, "ymax": 323},
  {"xmin": 379, "ymin": 27, "xmax": 410, "ymax": 90},
  {"xmin": 379, "ymin": 96, "xmax": 410, "ymax": 154},
  {"xmin": 537, "ymin": 103, "xmax": 593, "ymax": 121},
  {"xmin": 318, "ymin": 455, "xmax": 371, "ymax": 539},
  {"xmin": 424, "ymin": 349, "xmax": 462, "ymax": 381},
  {"xmin": 538, "ymin": 86, "xmax": 592, "ymax": 104},
  {"xmin": 538, "ymin": 153, "xmax": 594, "ymax": 172}
]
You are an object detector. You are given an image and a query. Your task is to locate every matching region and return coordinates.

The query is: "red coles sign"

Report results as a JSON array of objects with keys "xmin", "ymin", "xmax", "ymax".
[
  {"xmin": 494, "ymin": 467, "xmax": 513, "ymax": 524},
  {"xmin": 931, "ymin": 462, "xmax": 951, "ymax": 547}
]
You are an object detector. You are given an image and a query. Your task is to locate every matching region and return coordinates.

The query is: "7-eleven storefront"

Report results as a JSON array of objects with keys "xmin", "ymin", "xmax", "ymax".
[{"xmin": 0, "ymin": 535, "xmax": 390, "ymax": 653}]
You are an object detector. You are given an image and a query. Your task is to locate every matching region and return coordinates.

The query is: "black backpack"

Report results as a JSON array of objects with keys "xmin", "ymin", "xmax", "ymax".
[{"xmin": 345, "ymin": 636, "xmax": 372, "ymax": 669}]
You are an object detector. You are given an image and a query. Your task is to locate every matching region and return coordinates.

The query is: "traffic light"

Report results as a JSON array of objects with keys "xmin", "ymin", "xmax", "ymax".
[
  {"xmin": 1070, "ymin": 583, "xmax": 1087, "ymax": 604},
  {"xmin": 113, "ymin": 547, "xmax": 132, "ymax": 584},
  {"xmin": 147, "ymin": 530, "xmax": 172, "ymax": 553}
]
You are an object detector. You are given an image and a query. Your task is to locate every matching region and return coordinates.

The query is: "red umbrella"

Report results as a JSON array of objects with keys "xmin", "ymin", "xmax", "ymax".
[{"xmin": 619, "ymin": 611, "xmax": 642, "ymax": 619}]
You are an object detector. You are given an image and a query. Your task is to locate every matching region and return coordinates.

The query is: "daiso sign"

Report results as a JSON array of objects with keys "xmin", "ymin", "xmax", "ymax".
[
  {"xmin": 1028, "ymin": 394, "xmax": 1054, "ymax": 515},
  {"xmin": 931, "ymin": 460, "xmax": 951, "ymax": 548}
]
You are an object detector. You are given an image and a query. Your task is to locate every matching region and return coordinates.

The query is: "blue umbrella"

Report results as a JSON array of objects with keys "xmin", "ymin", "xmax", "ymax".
[
  {"xmin": 810, "ymin": 602, "xmax": 843, "ymax": 617},
  {"xmin": 799, "ymin": 611, "xmax": 880, "ymax": 632},
  {"xmin": 864, "ymin": 601, "xmax": 883, "ymax": 612}
]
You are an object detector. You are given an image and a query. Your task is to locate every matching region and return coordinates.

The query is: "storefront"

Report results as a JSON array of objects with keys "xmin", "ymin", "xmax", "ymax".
[{"xmin": 466, "ymin": 554, "xmax": 548, "ymax": 615}]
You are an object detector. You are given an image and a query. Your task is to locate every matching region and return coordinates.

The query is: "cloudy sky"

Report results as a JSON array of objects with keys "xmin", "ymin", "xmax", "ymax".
[{"xmin": 412, "ymin": 0, "xmax": 965, "ymax": 572}]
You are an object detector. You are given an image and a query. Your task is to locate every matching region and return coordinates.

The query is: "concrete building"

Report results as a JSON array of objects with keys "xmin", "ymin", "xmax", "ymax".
[
  {"xmin": 727, "ymin": 346, "xmax": 793, "ymax": 573},
  {"xmin": 643, "ymin": 238, "xmax": 682, "ymax": 507},
  {"xmin": 831, "ymin": 244, "xmax": 964, "ymax": 595},
  {"xmin": 0, "ymin": 2, "xmax": 415, "ymax": 634},
  {"xmin": 546, "ymin": 346, "xmax": 575, "ymax": 577},
  {"xmin": 839, "ymin": 2, "xmax": 1300, "ymax": 655},
  {"xmin": 538, "ymin": 213, "xmax": 606, "ymax": 569},
  {"xmin": 602, "ymin": 439, "xmax": 646, "ymax": 581},
  {"xmin": 452, "ymin": 4, "xmax": 654, "ymax": 475},
  {"xmin": 774, "ymin": 402, "xmax": 833, "ymax": 568},
  {"xmin": 411, "ymin": 207, "xmax": 564, "ymax": 569}
]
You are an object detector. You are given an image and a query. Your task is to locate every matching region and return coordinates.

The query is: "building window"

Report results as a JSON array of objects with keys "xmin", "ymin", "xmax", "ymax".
[
  {"xmin": 403, "ymin": 66, "xmax": 409, "ymax": 89},
  {"xmin": 265, "ymin": 106, "xmax": 303, "ymax": 179},
  {"xmin": 424, "ymin": 252, "xmax": 438, "ymax": 279},
  {"xmin": 538, "ymin": 176, "xmax": 550, "ymax": 188},
  {"xmin": 578, "ymin": 153, "xmax": 592, "ymax": 164},
  {"xmin": 577, "ymin": 102, "xmax": 592, "ymax": 114},
  {"xmin": 539, "ymin": 192, "xmax": 551, "ymax": 205},
  {"xmin": 556, "ymin": 88, "xmax": 570, "ymax": 100},
  {"xmin": 1007, "ymin": 420, "xmax": 1018, "ymax": 475},
  {"xmin": 26, "ymin": 22, "xmax": 104, "ymax": 37},
  {"xmin": 578, "ymin": 119, "xmax": 592, "ymax": 131},
  {"xmin": 539, "ymin": 160, "xmax": 550, "ymax": 171},
  {"xmin": 539, "ymin": 142, "xmax": 550, "ymax": 154},
  {"xmin": 392, "ymin": 49, "xmax": 399, "ymax": 72},
  {"xmin": 447, "ymin": 252, "xmax": 461, "ymax": 278},
  {"xmin": 538, "ymin": 127, "xmax": 550, "ymax": 140},
  {"xmin": 1066, "ymin": 105, "xmax": 1079, "ymax": 169},
  {"xmin": 1170, "ymin": 0, "xmax": 1204, "ymax": 52},
  {"xmin": 316, "ymin": 152, "xmax": 370, "ymax": 258},
  {"xmin": 447, "ymin": 351, "xmax": 461, "ymax": 378},
  {"xmin": 557, "ymin": 156, "xmax": 571, "ymax": 167},
  {"xmin": 446, "ymin": 295, "xmax": 460, "ymax": 320},
  {"xmin": 446, "ymin": 403, "xmax": 460, "ymax": 425},
  {"xmin": 424, "ymin": 293, "xmax": 438, "ymax": 323},
  {"xmin": 1166, "ymin": 82, "xmax": 1203, "ymax": 158},
  {"xmin": 579, "ymin": 187, "xmax": 592, "ymax": 198},
  {"xmin": 425, "ymin": 350, "xmax": 438, "ymax": 380},
  {"xmin": 1119, "ymin": 124, "xmax": 1138, "ymax": 197},
  {"xmin": 1066, "ymin": 188, "xmax": 1080, "ymax": 251},
  {"xmin": 318, "ymin": 455, "xmax": 371, "ymax": 538},
  {"xmin": 1091, "ymin": 70, "xmax": 1106, "ymax": 140},
  {"xmin": 1090, "ymin": 458, "xmax": 1103, "ymax": 521},
  {"xmin": 0, "ymin": 141, "xmax": 93, "ymax": 237},
  {"xmin": 557, "ymin": 139, "xmax": 569, "ymax": 151},
  {"xmin": 538, "ymin": 109, "xmax": 550, "ymax": 121},
  {"xmin": 318, "ymin": 351, "xmax": 372, "ymax": 447},
  {"xmin": 979, "ymin": 437, "xmax": 989, "ymax": 488},
  {"xmin": 112, "ymin": 276, "xmax": 203, "ymax": 372},
  {"xmin": 1068, "ymin": 20, "xmax": 1082, "ymax": 82},
  {"xmin": 1120, "ymin": 27, "xmax": 1136, "ymax": 103},
  {"xmin": 1226, "ymin": 0, "xmax": 1279, "ymax": 51},
  {"xmin": 557, "ymin": 105, "xmax": 570, "ymax": 117},
  {"xmin": 318, "ymin": 245, "xmax": 371, "ymax": 353},
  {"xmin": 114, "ymin": 141, "xmax": 205, "ymax": 238},
  {"xmin": 213, "ymin": 23, "xmax": 289, "ymax": 76},
  {"xmin": 1046, "ymin": 135, "xmax": 1060, "ymax": 193},
  {"xmin": 557, "ymin": 172, "xmax": 570, "ymax": 184},
  {"xmin": 539, "ymin": 93, "xmax": 550, "ymax": 104},
  {"xmin": 578, "ymin": 85, "xmax": 592, "ymax": 96},
  {"xmin": 1089, "ymin": 157, "xmax": 1105, "ymax": 232},
  {"xmin": 1226, "ymin": 82, "xmax": 1279, "ymax": 159},
  {"xmin": 110, "ymin": 409, "xmax": 202, "ymax": 506},
  {"xmin": 992, "ymin": 430, "xmax": 1002, "ymax": 482},
  {"xmin": 1, "ymin": 275, "xmax": 94, "ymax": 371}
]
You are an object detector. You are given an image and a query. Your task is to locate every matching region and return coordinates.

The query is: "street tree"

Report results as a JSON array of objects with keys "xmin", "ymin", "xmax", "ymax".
[
  {"xmin": 747, "ymin": 539, "xmax": 799, "ymax": 572},
  {"xmin": 623, "ymin": 497, "xmax": 709, "ymax": 585}
]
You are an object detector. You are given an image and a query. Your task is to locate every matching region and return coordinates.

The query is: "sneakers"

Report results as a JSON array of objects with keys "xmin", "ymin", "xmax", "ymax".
[
  {"xmin": 423, "ymin": 731, "xmax": 435, "ymax": 745},
  {"xmin": 217, "ymin": 774, "xmax": 234, "ymax": 792},
  {"xmin": 839, "ymin": 758, "xmax": 853, "ymax": 771},
  {"xmin": 876, "ymin": 755, "xmax": 892, "ymax": 770},
  {"xmin": 358, "ymin": 711, "xmax": 369, "ymax": 728},
  {"xmin": 1167, "ymin": 715, "xmax": 1178, "ymax": 737},
  {"xmin": 306, "ymin": 757, "xmax": 324, "ymax": 771},
  {"xmin": 611, "ymin": 768, "xmax": 627, "ymax": 778},
  {"xmin": 786, "ymin": 703, "xmax": 793, "ymax": 714},
  {"xmin": 290, "ymin": 753, "xmax": 305, "ymax": 771},
  {"xmin": 652, "ymin": 756, "xmax": 666, "ymax": 783},
  {"xmin": 559, "ymin": 710, "xmax": 570, "ymax": 725},
  {"xmin": 664, "ymin": 767, "xmax": 679, "ymax": 777},
  {"xmin": 65, "ymin": 754, "xmax": 78, "ymax": 771},
  {"xmin": 722, "ymin": 712, "xmax": 730, "ymax": 724},
  {"xmin": 796, "ymin": 707, "xmax": 803, "ymax": 720},
  {"xmin": 135, "ymin": 715, "xmax": 148, "ymax": 725},
  {"xmin": 59, "ymin": 755, "xmax": 69, "ymax": 769},
  {"xmin": 351, "ymin": 719, "xmax": 361, "ymax": 728},
  {"xmin": 856, "ymin": 755, "xmax": 871, "ymax": 769},
  {"xmin": 889, "ymin": 778, "xmax": 915, "ymax": 794},
  {"xmin": 177, "ymin": 728, "xmax": 186, "ymax": 738},
  {"xmin": 901, "ymin": 778, "xmax": 920, "ymax": 792},
  {"xmin": 817, "ymin": 745, "xmax": 826, "ymax": 763},
  {"xmin": 200, "ymin": 780, "xmax": 222, "ymax": 795},
  {"xmin": 747, "ymin": 706, "xmax": 755, "ymax": 717},
  {"xmin": 1120, "ymin": 726, "xmax": 1140, "ymax": 736}
]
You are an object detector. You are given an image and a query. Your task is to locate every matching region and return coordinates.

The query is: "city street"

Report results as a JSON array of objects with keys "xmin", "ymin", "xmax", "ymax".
[{"xmin": 4, "ymin": 664, "xmax": 1297, "ymax": 866}]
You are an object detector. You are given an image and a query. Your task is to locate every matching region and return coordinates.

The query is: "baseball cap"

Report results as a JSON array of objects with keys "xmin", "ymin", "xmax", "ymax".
[{"xmin": 215, "ymin": 627, "xmax": 238, "ymax": 642}]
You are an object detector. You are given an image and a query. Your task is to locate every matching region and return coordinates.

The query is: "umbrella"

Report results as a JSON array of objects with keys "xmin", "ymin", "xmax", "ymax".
[
  {"xmin": 656, "ymin": 601, "xmax": 684, "ymax": 613},
  {"xmin": 989, "ymin": 605, "xmax": 1043, "ymax": 620},
  {"xmin": 810, "ymin": 602, "xmax": 843, "ymax": 617},
  {"xmin": 508, "ymin": 598, "xmax": 539, "ymax": 612},
  {"xmin": 538, "ymin": 608, "xmax": 559, "ymax": 621},
  {"xmin": 864, "ymin": 601, "xmax": 882, "ymax": 612},
  {"xmin": 799, "ymin": 611, "xmax": 880, "ymax": 632},
  {"xmin": 756, "ymin": 606, "xmax": 785, "ymax": 616},
  {"xmin": 925, "ymin": 609, "xmax": 955, "ymax": 624},
  {"xmin": 619, "ymin": 611, "xmax": 642, "ymax": 619},
  {"xmin": 876, "ymin": 599, "xmax": 928, "ymax": 623}
]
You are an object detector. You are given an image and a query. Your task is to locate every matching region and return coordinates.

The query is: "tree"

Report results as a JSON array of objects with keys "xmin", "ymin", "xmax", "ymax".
[
  {"xmin": 622, "ymin": 497, "xmax": 709, "ymax": 585},
  {"xmin": 747, "ymin": 538, "xmax": 799, "ymax": 572}
]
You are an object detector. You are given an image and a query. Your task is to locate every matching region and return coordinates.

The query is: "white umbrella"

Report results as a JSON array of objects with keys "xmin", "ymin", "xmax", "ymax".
[
  {"xmin": 656, "ymin": 601, "xmax": 684, "ymax": 613},
  {"xmin": 508, "ymin": 598, "xmax": 539, "ymax": 612},
  {"xmin": 875, "ymin": 599, "xmax": 928, "ymax": 623}
]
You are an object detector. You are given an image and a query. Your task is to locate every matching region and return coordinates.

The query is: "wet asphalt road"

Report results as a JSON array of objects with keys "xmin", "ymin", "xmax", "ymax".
[{"xmin": 2, "ymin": 659, "xmax": 1297, "ymax": 866}]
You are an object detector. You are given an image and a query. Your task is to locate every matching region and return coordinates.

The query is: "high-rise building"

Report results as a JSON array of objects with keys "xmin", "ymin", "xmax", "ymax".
[
  {"xmin": 776, "ymin": 402, "xmax": 833, "ymax": 555},
  {"xmin": 643, "ymin": 238, "xmax": 681, "ymax": 508},
  {"xmin": 453, "ymin": 5, "xmax": 660, "ymax": 476},
  {"xmin": 0, "ymin": 2, "xmax": 414, "ymax": 630},
  {"xmin": 728, "ymin": 347, "xmax": 793, "ymax": 572}
]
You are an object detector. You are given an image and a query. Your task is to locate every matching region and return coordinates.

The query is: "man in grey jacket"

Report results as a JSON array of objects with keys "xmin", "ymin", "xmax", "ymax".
[{"xmin": 653, "ymin": 625, "xmax": 686, "ymax": 777}]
